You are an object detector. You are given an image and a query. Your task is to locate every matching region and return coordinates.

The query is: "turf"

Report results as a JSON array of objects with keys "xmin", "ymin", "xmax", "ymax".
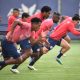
[{"xmin": 0, "ymin": 40, "xmax": 80, "ymax": 80}]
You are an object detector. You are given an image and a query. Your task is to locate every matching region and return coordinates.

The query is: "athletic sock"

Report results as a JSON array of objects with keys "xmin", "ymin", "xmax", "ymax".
[
  {"xmin": 29, "ymin": 57, "xmax": 37, "ymax": 66},
  {"xmin": 12, "ymin": 64, "xmax": 19, "ymax": 69},
  {"xmin": 57, "ymin": 51, "xmax": 63, "ymax": 59},
  {"xmin": 29, "ymin": 54, "xmax": 43, "ymax": 66},
  {"xmin": 0, "ymin": 61, "xmax": 6, "ymax": 70}
]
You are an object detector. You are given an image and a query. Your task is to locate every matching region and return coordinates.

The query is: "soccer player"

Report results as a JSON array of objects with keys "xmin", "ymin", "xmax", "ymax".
[
  {"xmin": 28, "ymin": 14, "xmax": 80, "ymax": 70},
  {"xmin": 48, "ymin": 14, "xmax": 80, "ymax": 64},
  {"xmin": 19, "ymin": 13, "xmax": 30, "ymax": 22},
  {"xmin": 59, "ymin": 16, "xmax": 71, "ymax": 43},
  {"xmin": 10, "ymin": 9, "xmax": 53, "ymax": 72},
  {"xmin": 0, "ymin": 17, "xmax": 42, "ymax": 72},
  {"xmin": 27, "ymin": 12, "xmax": 61, "ymax": 70},
  {"xmin": 7, "ymin": 8, "xmax": 20, "ymax": 31},
  {"xmin": 27, "ymin": 6, "xmax": 52, "ymax": 22}
]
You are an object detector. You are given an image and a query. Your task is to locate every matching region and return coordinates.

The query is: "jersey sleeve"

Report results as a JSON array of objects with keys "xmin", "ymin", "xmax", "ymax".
[
  {"xmin": 20, "ymin": 21, "xmax": 30, "ymax": 29},
  {"xmin": 68, "ymin": 23, "xmax": 80, "ymax": 36}
]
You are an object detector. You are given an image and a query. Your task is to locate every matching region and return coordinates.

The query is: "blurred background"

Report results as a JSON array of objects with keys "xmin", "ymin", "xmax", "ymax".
[{"xmin": 0, "ymin": 0, "xmax": 80, "ymax": 39}]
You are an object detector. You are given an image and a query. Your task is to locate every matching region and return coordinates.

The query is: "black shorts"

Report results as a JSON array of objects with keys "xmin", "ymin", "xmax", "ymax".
[{"xmin": 1, "ymin": 38, "xmax": 20, "ymax": 59}]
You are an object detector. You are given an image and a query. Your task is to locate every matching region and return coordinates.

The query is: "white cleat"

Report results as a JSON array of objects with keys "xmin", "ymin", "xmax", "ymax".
[
  {"xmin": 10, "ymin": 68, "xmax": 20, "ymax": 74},
  {"xmin": 56, "ymin": 58, "xmax": 62, "ymax": 65},
  {"xmin": 28, "ymin": 65, "xmax": 38, "ymax": 71}
]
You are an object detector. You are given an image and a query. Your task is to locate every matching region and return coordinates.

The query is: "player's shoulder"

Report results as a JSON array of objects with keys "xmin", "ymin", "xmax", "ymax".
[
  {"xmin": 42, "ymin": 19, "xmax": 53, "ymax": 23},
  {"xmin": 33, "ymin": 12, "xmax": 41, "ymax": 17},
  {"xmin": 65, "ymin": 17, "xmax": 72, "ymax": 24},
  {"xmin": 8, "ymin": 15, "xmax": 15, "ymax": 19},
  {"xmin": 22, "ymin": 22, "xmax": 31, "ymax": 26},
  {"xmin": 67, "ymin": 21, "xmax": 70, "ymax": 24},
  {"xmin": 16, "ymin": 19, "xmax": 31, "ymax": 26}
]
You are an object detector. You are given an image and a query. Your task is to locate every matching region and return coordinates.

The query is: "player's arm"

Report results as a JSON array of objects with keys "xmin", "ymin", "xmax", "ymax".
[
  {"xmin": 68, "ymin": 24, "xmax": 80, "ymax": 35},
  {"xmin": 6, "ymin": 21, "xmax": 23, "ymax": 41},
  {"xmin": 29, "ymin": 35, "xmax": 42, "ymax": 46},
  {"xmin": 10, "ymin": 20, "xmax": 22, "ymax": 33}
]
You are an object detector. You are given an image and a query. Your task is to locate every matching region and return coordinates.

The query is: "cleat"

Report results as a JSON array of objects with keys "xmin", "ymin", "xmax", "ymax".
[
  {"xmin": 28, "ymin": 65, "xmax": 37, "ymax": 71},
  {"xmin": 56, "ymin": 58, "xmax": 62, "ymax": 65},
  {"xmin": 10, "ymin": 68, "xmax": 20, "ymax": 74}
]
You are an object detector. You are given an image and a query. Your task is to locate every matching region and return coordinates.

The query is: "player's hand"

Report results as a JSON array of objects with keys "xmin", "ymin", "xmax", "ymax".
[
  {"xmin": 6, "ymin": 31, "xmax": 13, "ymax": 41},
  {"xmin": 42, "ymin": 46, "xmax": 49, "ymax": 54}
]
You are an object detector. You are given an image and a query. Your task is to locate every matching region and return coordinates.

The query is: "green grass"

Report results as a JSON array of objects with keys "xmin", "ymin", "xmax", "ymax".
[{"xmin": 0, "ymin": 40, "xmax": 80, "ymax": 80}]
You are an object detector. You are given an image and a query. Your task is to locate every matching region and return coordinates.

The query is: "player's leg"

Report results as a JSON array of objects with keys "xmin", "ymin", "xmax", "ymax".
[
  {"xmin": 28, "ymin": 41, "xmax": 48, "ymax": 69},
  {"xmin": 63, "ymin": 35, "xmax": 71, "ymax": 43},
  {"xmin": 10, "ymin": 39, "xmax": 32, "ymax": 73},
  {"xmin": 56, "ymin": 39, "xmax": 70, "ymax": 64},
  {"xmin": 0, "ymin": 38, "xmax": 22, "ymax": 70},
  {"xmin": 28, "ymin": 51, "xmax": 43, "ymax": 70},
  {"xmin": 3, "ymin": 47, "xmax": 32, "ymax": 65},
  {"xmin": 28, "ymin": 44, "xmax": 42, "ymax": 70},
  {"xmin": 10, "ymin": 48, "xmax": 31, "ymax": 74},
  {"xmin": 62, "ymin": 35, "xmax": 71, "ymax": 57},
  {"xmin": 28, "ymin": 46, "xmax": 48, "ymax": 69}
]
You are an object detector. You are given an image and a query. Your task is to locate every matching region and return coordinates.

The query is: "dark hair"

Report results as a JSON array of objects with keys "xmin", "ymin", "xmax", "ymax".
[
  {"xmin": 22, "ymin": 13, "xmax": 30, "ymax": 19},
  {"xmin": 31, "ymin": 17, "xmax": 42, "ymax": 23},
  {"xmin": 41, "ymin": 6, "xmax": 51, "ymax": 13},
  {"xmin": 53, "ymin": 11, "xmax": 60, "ymax": 16},
  {"xmin": 72, "ymin": 14, "xmax": 80, "ymax": 20},
  {"xmin": 13, "ymin": 8, "xmax": 19, "ymax": 12}
]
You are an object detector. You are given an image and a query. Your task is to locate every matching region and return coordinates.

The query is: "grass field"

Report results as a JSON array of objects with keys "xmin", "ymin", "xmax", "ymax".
[{"xmin": 0, "ymin": 40, "xmax": 80, "ymax": 80}]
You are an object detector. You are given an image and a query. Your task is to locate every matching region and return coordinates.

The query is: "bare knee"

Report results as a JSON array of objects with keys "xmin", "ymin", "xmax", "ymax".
[
  {"xmin": 67, "ymin": 38, "xmax": 71, "ymax": 43},
  {"xmin": 65, "ymin": 44, "xmax": 71, "ymax": 50},
  {"xmin": 64, "ymin": 36, "xmax": 71, "ymax": 43}
]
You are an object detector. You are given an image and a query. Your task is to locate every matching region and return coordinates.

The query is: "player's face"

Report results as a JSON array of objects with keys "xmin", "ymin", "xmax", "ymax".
[
  {"xmin": 43, "ymin": 11, "xmax": 51, "ymax": 19},
  {"xmin": 75, "ymin": 20, "xmax": 79, "ymax": 25},
  {"xmin": 53, "ymin": 15, "xmax": 60, "ymax": 23},
  {"xmin": 13, "ymin": 10, "xmax": 19, "ymax": 17},
  {"xmin": 32, "ymin": 22, "xmax": 41, "ymax": 31},
  {"xmin": 23, "ymin": 17, "xmax": 28, "ymax": 22}
]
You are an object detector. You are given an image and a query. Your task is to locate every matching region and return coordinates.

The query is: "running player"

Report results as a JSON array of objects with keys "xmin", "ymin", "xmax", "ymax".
[
  {"xmin": 27, "ymin": 12, "xmax": 61, "ymax": 70},
  {"xmin": 27, "ymin": 6, "xmax": 51, "ymax": 22},
  {"xmin": 10, "ymin": 8, "xmax": 53, "ymax": 72},
  {"xmin": 48, "ymin": 14, "xmax": 80, "ymax": 64},
  {"xmin": 7, "ymin": 8, "xmax": 20, "ymax": 32},
  {"xmin": 59, "ymin": 16, "xmax": 71, "ymax": 43},
  {"xmin": 0, "ymin": 17, "xmax": 42, "ymax": 72}
]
